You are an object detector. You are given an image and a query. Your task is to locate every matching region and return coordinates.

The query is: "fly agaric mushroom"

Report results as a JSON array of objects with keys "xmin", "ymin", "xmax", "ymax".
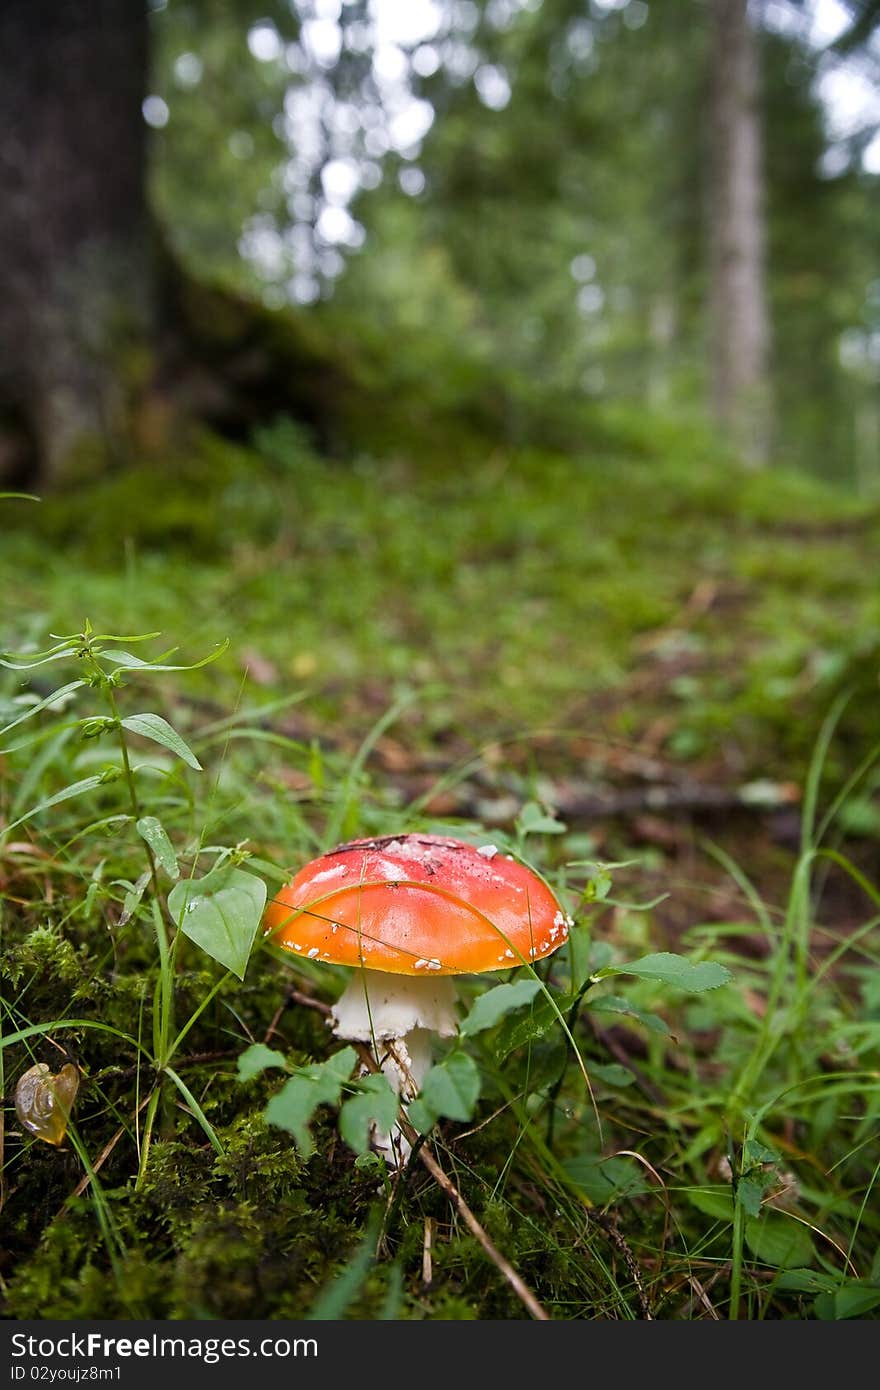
[{"xmin": 263, "ymin": 833, "xmax": 573, "ymax": 1162}]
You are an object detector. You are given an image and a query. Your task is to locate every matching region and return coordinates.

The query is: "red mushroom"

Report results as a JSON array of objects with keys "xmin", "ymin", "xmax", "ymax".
[{"xmin": 263, "ymin": 833, "xmax": 573, "ymax": 1161}]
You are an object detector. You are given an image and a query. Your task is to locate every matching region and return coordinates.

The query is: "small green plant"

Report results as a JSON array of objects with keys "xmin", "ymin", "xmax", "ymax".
[{"xmin": 1, "ymin": 623, "xmax": 267, "ymax": 1194}]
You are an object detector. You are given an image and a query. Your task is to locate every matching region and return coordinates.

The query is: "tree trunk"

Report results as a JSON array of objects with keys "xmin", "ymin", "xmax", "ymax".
[
  {"xmin": 0, "ymin": 0, "xmax": 152, "ymax": 483},
  {"xmin": 708, "ymin": 0, "xmax": 772, "ymax": 466}
]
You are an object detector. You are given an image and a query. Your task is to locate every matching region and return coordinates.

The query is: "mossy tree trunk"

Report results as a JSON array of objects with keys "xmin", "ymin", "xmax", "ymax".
[{"xmin": 0, "ymin": 0, "xmax": 153, "ymax": 484}]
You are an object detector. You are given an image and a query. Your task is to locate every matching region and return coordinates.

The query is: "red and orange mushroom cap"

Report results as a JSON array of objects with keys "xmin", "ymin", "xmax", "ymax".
[{"xmin": 263, "ymin": 833, "xmax": 573, "ymax": 976}]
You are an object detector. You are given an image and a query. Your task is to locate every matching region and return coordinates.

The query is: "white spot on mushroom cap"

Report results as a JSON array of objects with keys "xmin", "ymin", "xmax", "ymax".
[
  {"xmin": 477, "ymin": 844, "xmax": 499, "ymax": 860},
  {"xmin": 311, "ymin": 864, "xmax": 349, "ymax": 883},
  {"xmin": 375, "ymin": 858, "xmax": 407, "ymax": 881},
  {"xmin": 307, "ymin": 947, "xmax": 320, "ymax": 959}
]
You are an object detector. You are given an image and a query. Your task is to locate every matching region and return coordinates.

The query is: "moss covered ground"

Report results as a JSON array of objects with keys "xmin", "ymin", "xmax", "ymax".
[{"xmin": 2, "ymin": 417, "xmax": 879, "ymax": 1319}]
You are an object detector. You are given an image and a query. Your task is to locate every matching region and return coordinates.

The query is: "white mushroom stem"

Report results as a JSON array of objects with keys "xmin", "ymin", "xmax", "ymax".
[{"xmin": 330, "ymin": 971, "xmax": 458, "ymax": 1166}]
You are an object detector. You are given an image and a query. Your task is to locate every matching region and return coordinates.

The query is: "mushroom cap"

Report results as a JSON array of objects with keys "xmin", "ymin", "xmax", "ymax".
[{"xmin": 263, "ymin": 833, "xmax": 573, "ymax": 976}]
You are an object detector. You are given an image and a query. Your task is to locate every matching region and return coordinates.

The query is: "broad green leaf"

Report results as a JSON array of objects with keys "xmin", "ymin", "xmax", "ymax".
[
  {"xmin": 169, "ymin": 864, "xmax": 267, "ymax": 979},
  {"xmin": 417, "ymin": 1051, "xmax": 480, "ymax": 1123},
  {"xmin": 685, "ymin": 1187, "xmax": 734, "ymax": 1222},
  {"xmin": 590, "ymin": 993, "xmax": 673, "ymax": 1036},
  {"xmin": 136, "ymin": 815, "xmax": 179, "ymax": 879},
  {"xmin": 404, "ymin": 1098, "xmax": 435, "ymax": 1135},
  {"xmin": 744, "ymin": 1214, "xmax": 814, "ymax": 1269},
  {"xmin": 264, "ymin": 1047, "xmax": 357, "ymax": 1156},
  {"xmin": 599, "ymin": 952, "xmax": 733, "ymax": 993},
  {"xmin": 736, "ymin": 1176, "xmax": 767, "ymax": 1219},
  {"xmin": 0, "ymin": 680, "xmax": 84, "ymax": 741},
  {"xmin": 495, "ymin": 993, "xmax": 560, "ymax": 1056},
  {"xmin": 563, "ymin": 1152, "xmax": 648, "ymax": 1204},
  {"xmin": 829, "ymin": 1283, "xmax": 880, "ymax": 1319},
  {"xmin": 237, "ymin": 1043, "xmax": 287, "ymax": 1082},
  {"xmin": 121, "ymin": 713, "xmax": 202, "ymax": 771},
  {"xmin": 338, "ymin": 1074, "xmax": 400, "ymax": 1154},
  {"xmin": 459, "ymin": 979, "xmax": 543, "ymax": 1037}
]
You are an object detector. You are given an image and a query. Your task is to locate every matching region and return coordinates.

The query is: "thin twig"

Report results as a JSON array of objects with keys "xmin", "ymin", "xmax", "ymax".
[
  {"xmin": 289, "ymin": 987, "xmax": 550, "ymax": 1321},
  {"xmin": 592, "ymin": 1210, "xmax": 654, "ymax": 1320}
]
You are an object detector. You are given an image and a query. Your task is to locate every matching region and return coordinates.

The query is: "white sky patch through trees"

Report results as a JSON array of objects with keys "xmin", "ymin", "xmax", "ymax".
[{"xmin": 230, "ymin": 0, "xmax": 880, "ymax": 299}]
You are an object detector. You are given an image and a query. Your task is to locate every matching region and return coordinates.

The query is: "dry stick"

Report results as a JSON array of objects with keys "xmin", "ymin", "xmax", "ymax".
[
  {"xmin": 285, "ymin": 987, "xmax": 550, "ymax": 1321},
  {"xmin": 591, "ymin": 1212, "xmax": 654, "ymax": 1320}
]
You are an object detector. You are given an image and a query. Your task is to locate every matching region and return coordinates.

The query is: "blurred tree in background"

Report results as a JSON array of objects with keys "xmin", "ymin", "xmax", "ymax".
[{"xmin": 0, "ymin": 0, "xmax": 878, "ymax": 485}]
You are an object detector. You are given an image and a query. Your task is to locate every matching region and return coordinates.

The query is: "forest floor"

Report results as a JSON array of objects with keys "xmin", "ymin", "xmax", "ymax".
[{"xmin": 2, "ymin": 419, "xmax": 880, "ymax": 1319}]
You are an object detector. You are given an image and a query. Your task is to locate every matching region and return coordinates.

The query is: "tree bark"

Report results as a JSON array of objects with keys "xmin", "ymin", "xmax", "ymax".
[
  {"xmin": 0, "ymin": 0, "xmax": 152, "ymax": 483},
  {"xmin": 708, "ymin": 0, "xmax": 772, "ymax": 466}
]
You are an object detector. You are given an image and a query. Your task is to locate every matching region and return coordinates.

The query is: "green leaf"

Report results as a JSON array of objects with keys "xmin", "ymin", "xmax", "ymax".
[
  {"xmin": 417, "ymin": 1051, "xmax": 481, "ymax": 1123},
  {"xmin": 168, "ymin": 864, "xmax": 267, "ymax": 979},
  {"xmin": 583, "ymin": 866, "xmax": 613, "ymax": 902},
  {"xmin": 118, "ymin": 869, "xmax": 151, "ymax": 925},
  {"xmin": 121, "ymin": 713, "xmax": 202, "ymax": 771},
  {"xmin": 563, "ymin": 1152, "xmax": 648, "ymax": 1204},
  {"xmin": 2, "ymin": 774, "xmax": 106, "ymax": 835},
  {"xmin": 774, "ymin": 1270, "xmax": 840, "ymax": 1295},
  {"xmin": 736, "ymin": 1176, "xmax": 767, "ymax": 1219},
  {"xmin": 0, "ymin": 650, "xmax": 76, "ymax": 671},
  {"xmin": 236, "ymin": 1043, "xmax": 287, "ymax": 1082},
  {"xmin": 136, "ymin": 815, "xmax": 179, "ymax": 879},
  {"xmin": 829, "ymin": 1283, "xmax": 880, "ymax": 1319},
  {"xmin": 495, "ymin": 993, "xmax": 560, "ymax": 1056},
  {"xmin": 744, "ymin": 1214, "xmax": 814, "ymax": 1269},
  {"xmin": 599, "ymin": 951, "xmax": 733, "ymax": 993},
  {"xmin": 516, "ymin": 800, "xmax": 566, "ymax": 835},
  {"xmin": 100, "ymin": 641, "xmax": 229, "ymax": 674},
  {"xmin": 264, "ymin": 1047, "xmax": 357, "ymax": 1156},
  {"xmin": 686, "ymin": 1187, "xmax": 734, "ymax": 1222},
  {"xmin": 459, "ymin": 979, "xmax": 543, "ymax": 1037},
  {"xmin": 404, "ymin": 1098, "xmax": 435, "ymax": 1135},
  {"xmin": 338, "ymin": 1074, "xmax": 400, "ymax": 1154},
  {"xmin": 590, "ymin": 993, "xmax": 672, "ymax": 1036},
  {"xmin": 589, "ymin": 1061, "xmax": 636, "ymax": 1088},
  {"xmin": 0, "ymin": 680, "xmax": 85, "ymax": 742},
  {"xmin": 744, "ymin": 1138, "xmax": 780, "ymax": 1166}
]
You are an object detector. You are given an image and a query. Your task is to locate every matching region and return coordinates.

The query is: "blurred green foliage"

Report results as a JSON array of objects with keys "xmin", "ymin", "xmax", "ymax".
[{"xmin": 148, "ymin": 0, "xmax": 880, "ymax": 487}]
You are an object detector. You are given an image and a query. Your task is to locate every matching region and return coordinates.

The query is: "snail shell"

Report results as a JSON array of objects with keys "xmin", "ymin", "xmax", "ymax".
[{"xmin": 14, "ymin": 1062, "xmax": 79, "ymax": 1146}]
